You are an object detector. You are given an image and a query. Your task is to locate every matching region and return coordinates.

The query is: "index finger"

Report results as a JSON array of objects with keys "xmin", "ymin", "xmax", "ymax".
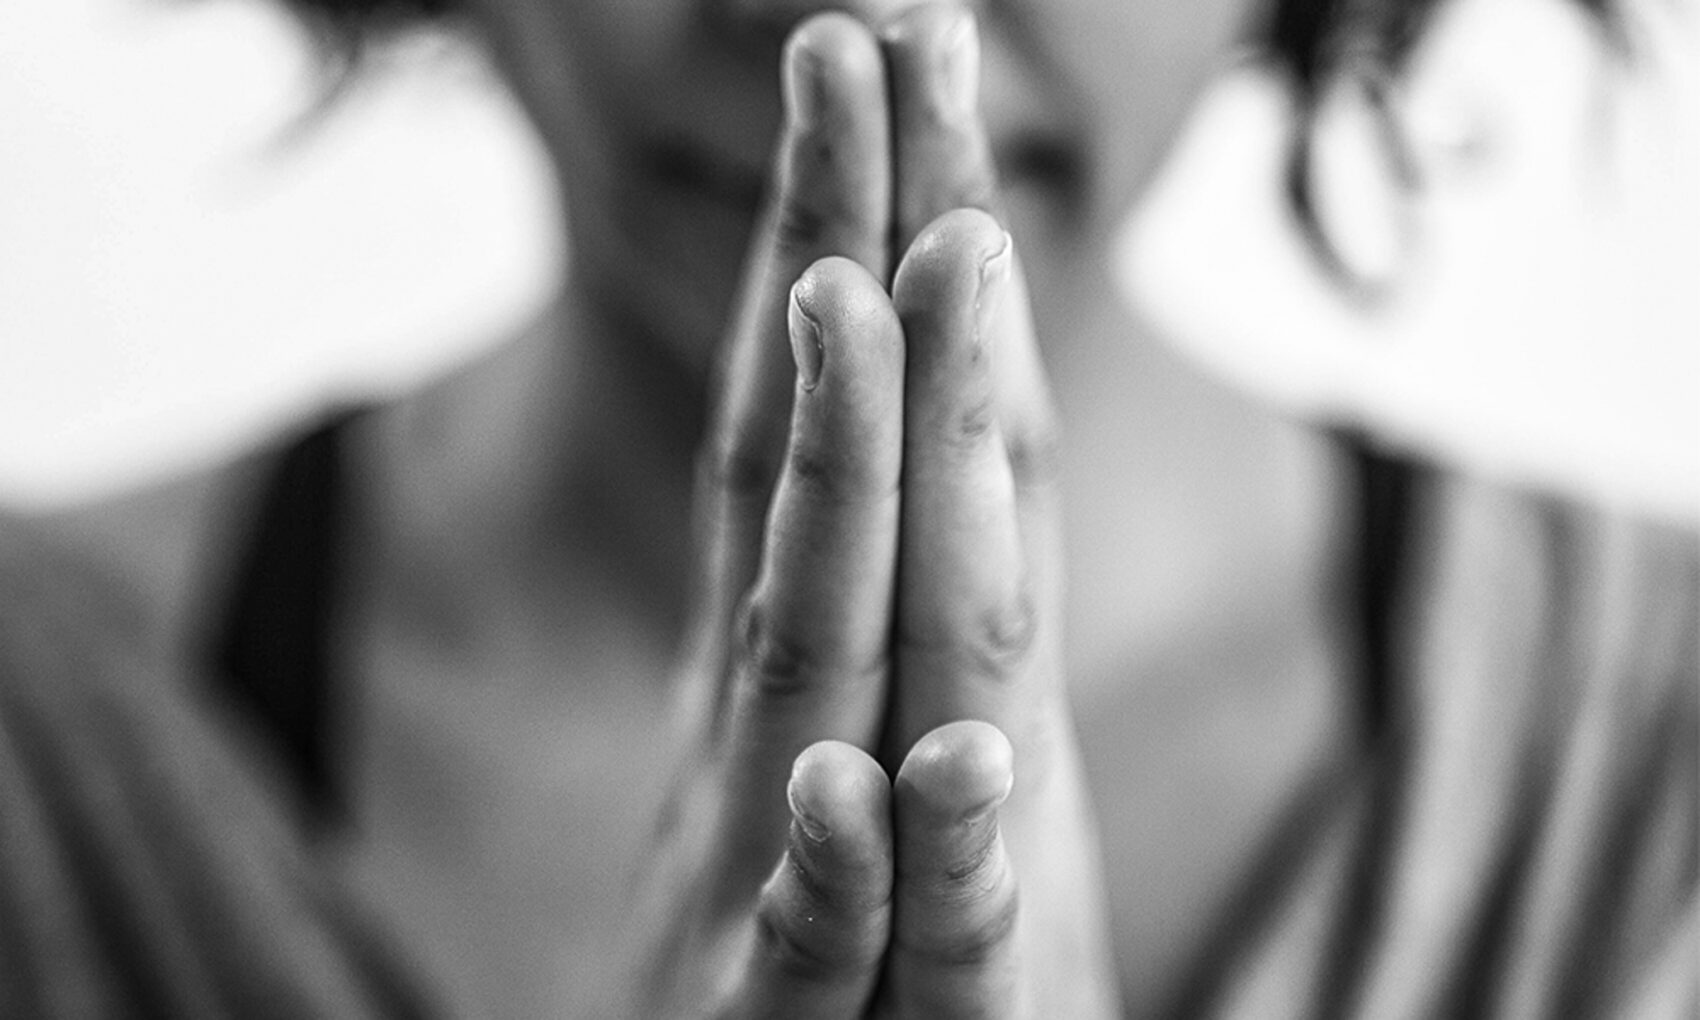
[
  {"xmin": 692, "ymin": 13, "xmax": 893, "ymax": 706},
  {"xmin": 883, "ymin": 4, "xmax": 1002, "ymax": 261},
  {"xmin": 887, "ymin": 209, "xmax": 1063, "ymax": 763}
]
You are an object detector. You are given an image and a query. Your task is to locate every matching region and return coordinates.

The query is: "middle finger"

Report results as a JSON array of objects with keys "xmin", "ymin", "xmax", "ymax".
[
  {"xmin": 884, "ymin": 4, "xmax": 1001, "ymax": 259},
  {"xmin": 695, "ymin": 13, "xmax": 893, "ymax": 726},
  {"xmin": 888, "ymin": 208, "xmax": 1036, "ymax": 758}
]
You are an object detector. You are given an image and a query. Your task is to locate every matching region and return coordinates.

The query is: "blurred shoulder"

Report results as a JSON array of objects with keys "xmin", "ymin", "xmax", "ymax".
[{"xmin": 0, "ymin": 417, "xmax": 348, "ymax": 662}]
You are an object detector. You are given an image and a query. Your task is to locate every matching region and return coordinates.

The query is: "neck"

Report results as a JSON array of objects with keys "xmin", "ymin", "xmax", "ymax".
[{"xmin": 359, "ymin": 276, "xmax": 707, "ymax": 657}]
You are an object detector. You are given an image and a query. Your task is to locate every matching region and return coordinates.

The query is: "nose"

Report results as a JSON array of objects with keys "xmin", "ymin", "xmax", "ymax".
[{"xmin": 704, "ymin": 0, "xmax": 966, "ymax": 47}]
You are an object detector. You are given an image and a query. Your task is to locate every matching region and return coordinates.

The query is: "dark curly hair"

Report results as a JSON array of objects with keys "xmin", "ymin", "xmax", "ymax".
[
  {"xmin": 287, "ymin": 0, "xmax": 450, "ymax": 28},
  {"xmin": 282, "ymin": 0, "xmax": 1611, "ymax": 65},
  {"xmin": 280, "ymin": 0, "xmax": 1617, "ymax": 270},
  {"xmin": 1267, "ymin": 0, "xmax": 1612, "ymax": 94},
  {"xmin": 280, "ymin": 0, "xmax": 451, "ymax": 60},
  {"xmin": 1260, "ymin": 0, "xmax": 1614, "ymax": 293}
]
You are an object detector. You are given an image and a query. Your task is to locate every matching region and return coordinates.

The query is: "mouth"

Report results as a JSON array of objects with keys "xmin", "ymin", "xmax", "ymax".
[
  {"xmin": 640, "ymin": 127, "xmax": 1082, "ymax": 225},
  {"xmin": 996, "ymin": 134, "xmax": 1083, "ymax": 196},
  {"xmin": 642, "ymin": 135, "xmax": 770, "ymax": 217}
]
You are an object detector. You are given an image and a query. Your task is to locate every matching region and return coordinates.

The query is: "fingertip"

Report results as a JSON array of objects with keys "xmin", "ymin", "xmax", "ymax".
[
  {"xmin": 740, "ymin": 741, "xmax": 892, "ymax": 1014},
  {"xmin": 880, "ymin": 1, "xmax": 972, "ymax": 48},
  {"xmin": 882, "ymin": 3, "xmax": 979, "ymax": 118},
  {"xmin": 792, "ymin": 256, "xmax": 886, "ymax": 322},
  {"xmin": 886, "ymin": 719, "xmax": 1021, "ymax": 1006},
  {"xmin": 770, "ymin": 13, "xmax": 890, "ymax": 268},
  {"xmin": 788, "ymin": 11, "xmax": 883, "ymax": 73},
  {"xmin": 915, "ymin": 208, "xmax": 1008, "ymax": 263},
  {"xmin": 791, "ymin": 257, "xmax": 904, "ymax": 369},
  {"xmin": 790, "ymin": 740, "xmax": 892, "ymax": 845},
  {"xmin": 895, "ymin": 720, "xmax": 1015, "ymax": 820},
  {"xmin": 894, "ymin": 208, "xmax": 1010, "ymax": 306},
  {"xmin": 784, "ymin": 12, "xmax": 885, "ymax": 124}
]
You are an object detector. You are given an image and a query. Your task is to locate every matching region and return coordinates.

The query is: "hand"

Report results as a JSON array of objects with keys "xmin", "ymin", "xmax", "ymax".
[
  {"xmin": 618, "ymin": 8, "xmax": 1118, "ymax": 1017},
  {"xmin": 879, "ymin": 8, "xmax": 1117, "ymax": 1014}
]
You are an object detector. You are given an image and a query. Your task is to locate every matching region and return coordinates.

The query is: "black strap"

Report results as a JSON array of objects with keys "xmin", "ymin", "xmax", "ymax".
[{"xmin": 212, "ymin": 410, "xmax": 362, "ymax": 827}]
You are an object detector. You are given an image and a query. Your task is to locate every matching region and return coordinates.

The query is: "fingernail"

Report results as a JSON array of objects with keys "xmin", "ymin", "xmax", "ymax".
[
  {"xmin": 941, "ymin": 10, "xmax": 980, "ymax": 121},
  {"xmin": 788, "ymin": 782, "xmax": 832, "ymax": 842},
  {"xmin": 975, "ymin": 231, "xmax": 1012, "ymax": 350},
  {"xmin": 782, "ymin": 38, "xmax": 824, "ymax": 131},
  {"xmin": 788, "ymin": 283, "xmax": 825, "ymax": 391},
  {"xmin": 962, "ymin": 770, "xmax": 1015, "ymax": 823}
]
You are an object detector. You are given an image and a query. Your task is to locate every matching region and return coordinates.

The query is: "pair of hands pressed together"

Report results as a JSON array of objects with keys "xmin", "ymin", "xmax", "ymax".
[{"xmin": 623, "ymin": 7, "xmax": 1119, "ymax": 1016}]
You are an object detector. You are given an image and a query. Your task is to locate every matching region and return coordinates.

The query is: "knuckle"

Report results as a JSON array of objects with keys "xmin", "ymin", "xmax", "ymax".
[
  {"xmin": 903, "ymin": 883, "xmax": 1020, "ymax": 970},
  {"xmin": 899, "ymin": 591, "xmax": 1039, "ymax": 682},
  {"xmin": 784, "ymin": 437, "xmax": 900, "ymax": 506},
  {"xmin": 774, "ymin": 158, "xmax": 881, "ymax": 256},
  {"xmin": 952, "ymin": 394, "xmax": 999, "ymax": 448},
  {"xmin": 787, "ymin": 845, "xmax": 890, "ymax": 921},
  {"xmin": 987, "ymin": 601, "xmax": 1038, "ymax": 673},
  {"xmin": 737, "ymin": 595, "xmax": 891, "ymax": 701},
  {"xmin": 784, "ymin": 441, "xmax": 837, "ymax": 494},
  {"xmin": 969, "ymin": 592, "xmax": 1040, "ymax": 674},
  {"xmin": 752, "ymin": 902, "xmax": 842, "ymax": 983},
  {"xmin": 704, "ymin": 436, "xmax": 781, "ymax": 505},
  {"xmin": 753, "ymin": 887, "xmax": 883, "ymax": 983},
  {"xmin": 735, "ymin": 594, "xmax": 821, "ymax": 700},
  {"xmin": 1006, "ymin": 416, "xmax": 1062, "ymax": 492},
  {"xmin": 941, "ymin": 829, "xmax": 1001, "ymax": 886},
  {"xmin": 733, "ymin": 590, "xmax": 891, "ymax": 705},
  {"xmin": 774, "ymin": 192, "xmax": 832, "ymax": 252}
]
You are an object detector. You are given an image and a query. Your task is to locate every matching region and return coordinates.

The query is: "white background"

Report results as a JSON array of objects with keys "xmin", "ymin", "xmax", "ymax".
[{"xmin": 0, "ymin": 0, "xmax": 560, "ymax": 507}]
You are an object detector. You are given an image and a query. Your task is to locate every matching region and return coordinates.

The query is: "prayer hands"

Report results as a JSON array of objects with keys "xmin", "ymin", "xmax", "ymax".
[{"xmin": 622, "ymin": 8, "xmax": 1118, "ymax": 1016}]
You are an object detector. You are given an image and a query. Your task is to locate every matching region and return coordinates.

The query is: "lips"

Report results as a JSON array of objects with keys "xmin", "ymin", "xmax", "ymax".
[
  {"xmin": 996, "ymin": 134, "xmax": 1082, "ymax": 193},
  {"xmin": 643, "ymin": 136, "xmax": 770, "ymax": 216},
  {"xmin": 641, "ymin": 124, "xmax": 1082, "ymax": 226}
]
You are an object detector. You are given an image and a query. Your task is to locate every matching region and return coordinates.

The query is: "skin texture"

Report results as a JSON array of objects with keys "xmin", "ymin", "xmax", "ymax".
[
  {"xmin": 463, "ymin": 0, "xmax": 1258, "ymax": 373},
  {"xmin": 338, "ymin": 0, "xmax": 1346, "ymax": 1015},
  {"xmin": 619, "ymin": 13, "xmax": 1116, "ymax": 1014},
  {"xmin": 35, "ymin": 0, "xmax": 1690, "ymax": 1015}
]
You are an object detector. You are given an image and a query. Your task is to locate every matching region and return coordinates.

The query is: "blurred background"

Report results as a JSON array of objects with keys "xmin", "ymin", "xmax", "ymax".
[
  {"xmin": 0, "ymin": 0, "xmax": 560, "ymax": 508},
  {"xmin": 5, "ymin": 0, "xmax": 1695, "ymax": 519}
]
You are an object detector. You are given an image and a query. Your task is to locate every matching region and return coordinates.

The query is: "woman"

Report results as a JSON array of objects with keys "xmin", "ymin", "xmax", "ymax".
[
  {"xmin": 2, "ymin": 0, "xmax": 1692, "ymax": 1016},
  {"xmin": 1116, "ymin": 0, "xmax": 1699, "ymax": 1013}
]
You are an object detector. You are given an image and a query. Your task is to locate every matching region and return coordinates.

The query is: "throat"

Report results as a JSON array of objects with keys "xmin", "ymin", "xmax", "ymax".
[{"xmin": 353, "ymin": 285, "xmax": 707, "ymax": 663}]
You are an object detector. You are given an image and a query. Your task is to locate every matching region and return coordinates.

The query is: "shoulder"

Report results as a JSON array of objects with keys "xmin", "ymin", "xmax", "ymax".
[
  {"xmin": 0, "ymin": 426, "xmax": 446, "ymax": 1019},
  {"xmin": 1, "ymin": 412, "xmax": 369, "ymax": 662}
]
